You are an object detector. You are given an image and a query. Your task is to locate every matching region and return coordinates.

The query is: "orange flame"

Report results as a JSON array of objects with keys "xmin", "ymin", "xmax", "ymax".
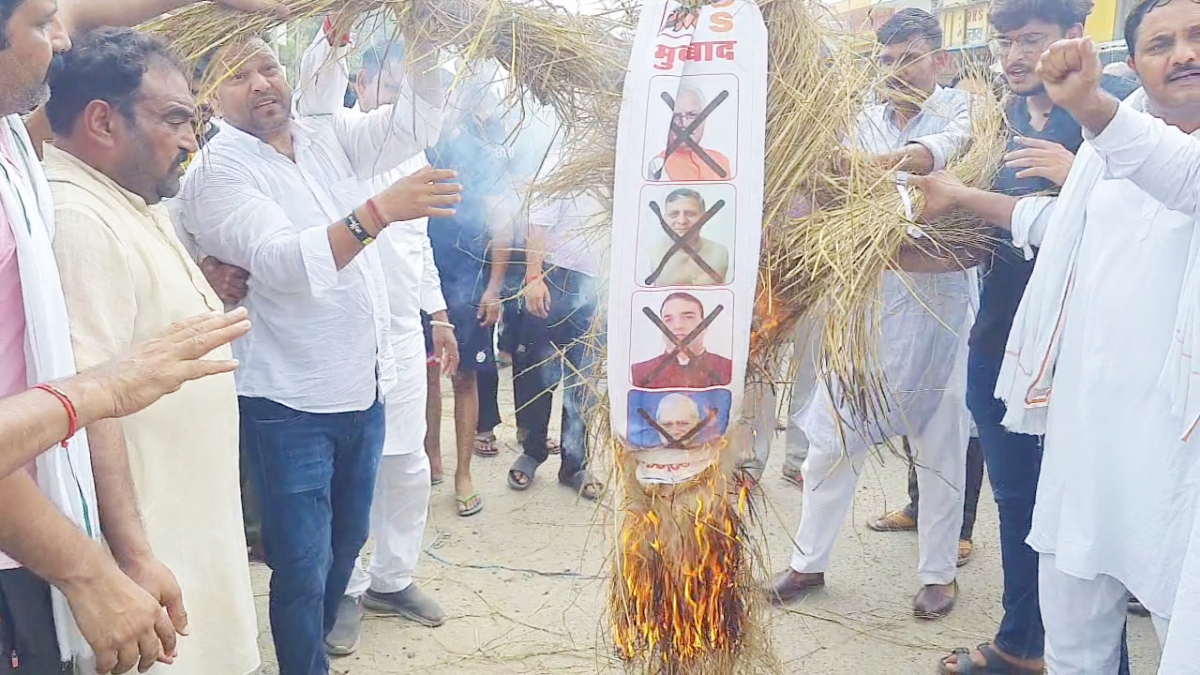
[{"xmin": 612, "ymin": 471, "xmax": 753, "ymax": 671}]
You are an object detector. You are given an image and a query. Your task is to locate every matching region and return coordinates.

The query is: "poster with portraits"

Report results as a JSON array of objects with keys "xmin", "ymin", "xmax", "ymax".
[{"xmin": 607, "ymin": 0, "xmax": 767, "ymax": 485}]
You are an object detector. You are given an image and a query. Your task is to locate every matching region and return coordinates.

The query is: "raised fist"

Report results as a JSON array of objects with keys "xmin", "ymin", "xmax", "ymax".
[{"xmin": 1036, "ymin": 37, "xmax": 1103, "ymax": 112}]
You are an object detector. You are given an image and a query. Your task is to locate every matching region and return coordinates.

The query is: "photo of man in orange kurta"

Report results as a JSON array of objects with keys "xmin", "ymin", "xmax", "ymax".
[{"xmin": 648, "ymin": 85, "xmax": 732, "ymax": 181}]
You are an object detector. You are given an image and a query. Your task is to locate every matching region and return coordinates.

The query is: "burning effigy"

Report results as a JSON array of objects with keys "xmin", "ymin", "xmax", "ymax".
[{"xmin": 146, "ymin": 1, "xmax": 1005, "ymax": 672}]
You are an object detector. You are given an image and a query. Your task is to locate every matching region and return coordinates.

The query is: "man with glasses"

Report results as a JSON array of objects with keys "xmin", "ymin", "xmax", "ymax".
[
  {"xmin": 908, "ymin": 0, "xmax": 1137, "ymax": 672},
  {"xmin": 648, "ymin": 85, "xmax": 732, "ymax": 181}
]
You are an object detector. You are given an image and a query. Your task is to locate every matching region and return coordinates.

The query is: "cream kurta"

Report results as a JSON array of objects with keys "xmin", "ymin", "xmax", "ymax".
[{"xmin": 43, "ymin": 145, "xmax": 258, "ymax": 674}]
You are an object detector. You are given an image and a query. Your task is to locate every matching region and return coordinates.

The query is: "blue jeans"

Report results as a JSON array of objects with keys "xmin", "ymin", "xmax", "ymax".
[
  {"xmin": 514, "ymin": 266, "xmax": 600, "ymax": 477},
  {"xmin": 967, "ymin": 348, "xmax": 1045, "ymax": 660},
  {"xmin": 239, "ymin": 396, "xmax": 384, "ymax": 675},
  {"xmin": 967, "ymin": 349, "xmax": 1130, "ymax": 672}
]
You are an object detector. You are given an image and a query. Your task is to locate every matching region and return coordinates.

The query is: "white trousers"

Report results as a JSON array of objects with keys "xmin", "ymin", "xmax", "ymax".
[
  {"xmin": 345, "ymin": 390, "xmax": 431, "ymax": 598},
  {"xmin": 745, "ymin": 315, "xmax": 821, "ymax": 475},
  {"xmin": 1039, "ymin": 554, "xmax": 1169, "ymax": 674},
  {"xmin": 788, "ymin": 380, "xmax": 968, "ymax": 585}
]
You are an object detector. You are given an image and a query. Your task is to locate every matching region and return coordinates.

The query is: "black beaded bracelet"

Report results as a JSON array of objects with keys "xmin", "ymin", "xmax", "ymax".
[{"xmin": 344, "ymin": 210, "xmax": 375, "ymax": 246}]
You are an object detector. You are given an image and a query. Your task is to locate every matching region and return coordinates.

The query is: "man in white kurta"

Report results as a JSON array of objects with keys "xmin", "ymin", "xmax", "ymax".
[
  {"xmin": 769, "ymin": 9, "xmax": 975, "ymax": 618},
  {"xmin": 995, "ymin": 26, "xmax": 1200, "ymax": 672},
  {"xmin": 294, "ymin": 30, "xmax": 457, "ymax": 654},
  {"xmin": 42, "ymin": 34, "xmax": 257, "ymax": 674}
]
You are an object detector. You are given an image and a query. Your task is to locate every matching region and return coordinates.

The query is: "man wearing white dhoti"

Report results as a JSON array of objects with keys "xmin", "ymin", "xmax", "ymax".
[
  {"xmin": 294, "ymin": 28, "xmax": 459, "ymax": 656},
  {"xmin": 768, "ymin": 8, "xmax": 976, "ymax": 619},
  {"xmin": 44, "ymin": 29, "xmax": 259, "ymax": 675}
]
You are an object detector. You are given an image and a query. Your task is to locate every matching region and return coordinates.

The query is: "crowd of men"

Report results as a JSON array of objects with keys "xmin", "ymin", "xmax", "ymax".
[
  {"xmin": 756, "ymin": 0, "xmax": 1200, "ymax": 672},
  {"xmin": 2, "ymin": 0, "xmax": 1200, "ymax": 672},
  {"xmin": 0, "ymin": 0, "xmax": 607, "ymax": 670}
]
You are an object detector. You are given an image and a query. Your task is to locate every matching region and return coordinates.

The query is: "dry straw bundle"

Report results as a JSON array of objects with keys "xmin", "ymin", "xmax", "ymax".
[{"xmin": 142, "ymin": 0, "xmax": 630, "ymax": 134}]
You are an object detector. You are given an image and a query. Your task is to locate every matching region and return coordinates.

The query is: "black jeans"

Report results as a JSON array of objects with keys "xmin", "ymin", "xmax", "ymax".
[
  {"xmin": 0, "ymin": 568, "xmax": 68, "ymax": 674},
  {"xmin": 902, "ymin": 436, "xmax": 986, "ymax": 541},
  {"xmin": 513, "ymin": 266, "xmax": 600, "ymax": 477}
]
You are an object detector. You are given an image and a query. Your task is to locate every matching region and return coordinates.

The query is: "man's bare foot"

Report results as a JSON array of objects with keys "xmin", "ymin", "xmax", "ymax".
[{"xmin": 939, "ymin": 642, "xmax": 1043, "ymax": 674}]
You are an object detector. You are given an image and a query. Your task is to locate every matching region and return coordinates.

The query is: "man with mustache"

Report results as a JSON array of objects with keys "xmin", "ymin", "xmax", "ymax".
[
  {"xmin": 180, "ymin": 33, "xmax": 459, "ymax": 675},
  {"xmin": 43, "ymin": 29, "xmax": 260, "ymax": 675},
  {"xmin": 644, "ymin": 188, "xmax": 730, "ymax": 286},
  {"xmin": 917, "ymin": 0, "xmax": 1200, "ymax": 667},
  {"xmin": 0, "ymin": 1, "xmax": 275, "ymax": 673}
]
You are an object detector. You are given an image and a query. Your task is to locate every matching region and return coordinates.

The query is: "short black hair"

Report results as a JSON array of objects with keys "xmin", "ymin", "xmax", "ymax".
[
  {"xmin": 665, "ymin": 187, "xmax": 705, "ymax": 210},
  {"xmin": 661, "ymin": 292, "xmax": 704, "ymax": 316},
  {"xmin": 45, "ymin": 28, "xmax": 185, "ymax": 135},
  {"xmin": 876, "ymin": 8, "xmax": 943, "ymax": 48},
  {"xmin": 361, "ymin": 39, "xmax": 405, "ymax": 82},
  {"xmin": 1124, "ymin": 0, "xmax": 1189, "ymax": 56},
  {"xmin": 988, "ymin": 0, "xmax": 1093, "ymax": 33},
  {"xmin": 0, "ymin": 0, "xmax": 24, "ymax": 50}
]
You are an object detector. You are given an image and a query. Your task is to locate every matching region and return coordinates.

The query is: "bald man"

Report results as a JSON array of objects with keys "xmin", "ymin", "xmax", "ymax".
[
  {"xmin": 649, "ymin": 86, "xmax": 732, "ymax": 181},
  {"xmin": 656, "ymin": 393, "xmax": 703, "ymax": 447}
]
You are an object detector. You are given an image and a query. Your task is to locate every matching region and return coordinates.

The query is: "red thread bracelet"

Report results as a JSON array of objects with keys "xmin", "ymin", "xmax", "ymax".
[
  {"xmin": 35, "ymin": 383, "xmax": 77, "ymax": 448},
  {"xmin": 365, "ymin": 198, "xmax": 387, "ymax": 230}
]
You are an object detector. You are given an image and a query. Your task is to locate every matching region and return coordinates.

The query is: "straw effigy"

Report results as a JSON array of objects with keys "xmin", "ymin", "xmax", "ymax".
[{"xmin": 144, "ymin": 1, "xmax": 1006, "ymax": 672}]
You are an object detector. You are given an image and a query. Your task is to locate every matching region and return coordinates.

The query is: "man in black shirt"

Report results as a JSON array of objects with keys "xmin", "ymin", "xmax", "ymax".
[{"xmin": 909, "ymin": 0, "xmax": 1138, "ymax": 672}]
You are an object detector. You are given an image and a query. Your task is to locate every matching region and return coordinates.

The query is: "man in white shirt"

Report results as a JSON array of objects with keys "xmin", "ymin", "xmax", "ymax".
[
  {"xmin": 916, "ymin": 9, "xmax": 1200, "ymax": 669},
  {"xmin": 294, "ymin": 30, "xmax": 460, "ymax": 656},
  {"xmin": 768, "ymin": 8, "xmax": 975, "ymax": 619},
  {"xmin": 180, "ymin": 36, "xmax": 459, "ymax": 674}
]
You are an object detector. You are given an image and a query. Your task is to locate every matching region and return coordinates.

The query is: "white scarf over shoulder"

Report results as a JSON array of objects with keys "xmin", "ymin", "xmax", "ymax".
[
  {"xmin": 0, "ymin": 115, "xmax": 100, "ymax": 663},
  {"xmin": 995, "ymin": 89, "xmax": 1200, "ymax": 442},
  {"xmin": 995, "ymin": 90, "xmax": 1147, "ymax": 435}
]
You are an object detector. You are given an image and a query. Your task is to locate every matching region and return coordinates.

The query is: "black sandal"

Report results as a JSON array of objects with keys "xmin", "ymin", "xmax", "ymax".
[
  {"xmin": 938, "ymin": 643, "xmax": 1043, "ymax": 674},
  {"xmin": 507, "ymin": 454, "xmax": 540, "ymax": 491}
]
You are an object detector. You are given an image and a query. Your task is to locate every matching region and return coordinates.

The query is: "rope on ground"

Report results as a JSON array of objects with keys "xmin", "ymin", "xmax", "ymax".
[{"xmin": 422, "ymin": 548, "xmax": 604, "ymax": 580}]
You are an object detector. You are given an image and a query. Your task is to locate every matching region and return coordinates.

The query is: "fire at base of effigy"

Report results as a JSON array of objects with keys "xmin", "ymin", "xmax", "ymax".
[{"xmin": 611, "ymin": 444, "xmax": 769, "ymax": 675}]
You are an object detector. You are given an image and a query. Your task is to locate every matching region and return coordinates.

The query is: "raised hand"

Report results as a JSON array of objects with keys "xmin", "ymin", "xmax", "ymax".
[
  {"xmin": 1035, "ymin": 37, "xmax": 1119, "ymax": 133},
  {"xmin": 82, "ymin": 309, "xmax": 250, "ymax": 420},
  {"xmin": 374, "ymin": 167, "xmax": 463, "ymax": 223}
]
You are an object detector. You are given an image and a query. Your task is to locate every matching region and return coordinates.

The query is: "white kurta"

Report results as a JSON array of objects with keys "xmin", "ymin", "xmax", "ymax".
[
  {"xmin": 1051, "ymin": 101, "xmax": 1200, "ymax": 673},
  {"xmin": 44, "ymin": 146, "xmax": 258, "ymax": 674},
  {"xmin": 788, "ymin": 89, "xmax": 976, "ymax": 586},
  {"xmin": 294, "ymin": 30, "xmax": 447, "ymax": 448},
  {"xmin": 295, "ymin": 31, "xmax": 445, "ymax": 597},
  {"xmin": 1027, "ymin": 175, "xmax": 1198, "ymax": 619},
  {"xmin": 798, "ymin": 87, "xmax": 976, "ymax": 450}
]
